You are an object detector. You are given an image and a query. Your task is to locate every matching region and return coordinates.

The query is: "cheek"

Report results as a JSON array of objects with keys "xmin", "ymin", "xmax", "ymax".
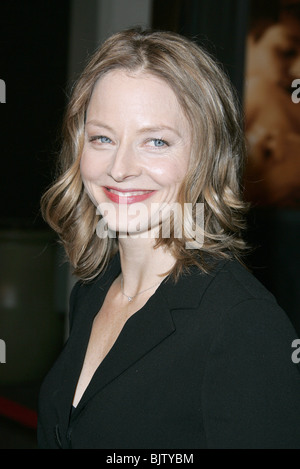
[
  {"xmin": 79, "ymin": 152, "xmax": 91, "ymax": 180},
  {"xmin": 80, "ymin": 152, "xmax": 103, "ymax": 182},
  {"xmin": 147, "ymin": 158, "xmax": 189, "ymax": 187},
  {"xmin": 79, "ymin": 154, "xmax": 103, "ymax": 206}
]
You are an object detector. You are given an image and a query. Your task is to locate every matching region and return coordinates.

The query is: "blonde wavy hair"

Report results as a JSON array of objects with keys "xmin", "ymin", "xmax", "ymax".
[{"xmin": 41, "ymin": 27, "xmax": 248, "ymax": 281}]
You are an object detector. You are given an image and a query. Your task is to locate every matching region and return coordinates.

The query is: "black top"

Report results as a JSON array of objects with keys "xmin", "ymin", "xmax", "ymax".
[{"xmin": 38, "ymin": 254, "xmax": 300, "ymax": 449}]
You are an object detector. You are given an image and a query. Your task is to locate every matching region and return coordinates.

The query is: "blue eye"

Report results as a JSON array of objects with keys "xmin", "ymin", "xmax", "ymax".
[
  {"xmin": 89, "ymin": 135, "xmax": 112, "ymax": 144},
  {"xmin": 151, "ymin": 138, "xmax": 168, "ymax": 147},
  {"xmin": 98, "ymin": 136, "xmax": 112, "ymax": 143}
]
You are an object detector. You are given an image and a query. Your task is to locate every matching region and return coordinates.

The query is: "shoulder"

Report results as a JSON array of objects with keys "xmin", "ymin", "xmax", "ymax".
[
  {"xmin": 186, "ymin": 257, "xmax": 298, "ymax": 343},
  {"xmin": 181, "ymin": 256, "xmax": 279, "ymax": 311},
  {"xmin": 199, "ymin": 260, "xmax": 300, "ymax": 448},
  {"xmin": 200, "ymin": 257, "xmax": 280, "ymax": 312},
  {"xmin": 196, "ymin": 258, "xmax": 300, "ymax": 374}
]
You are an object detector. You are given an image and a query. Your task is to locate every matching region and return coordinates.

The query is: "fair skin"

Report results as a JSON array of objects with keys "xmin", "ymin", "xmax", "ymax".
[{"xmin": 73, "ymin": 69, "xmax": 191, "ymax": 407}]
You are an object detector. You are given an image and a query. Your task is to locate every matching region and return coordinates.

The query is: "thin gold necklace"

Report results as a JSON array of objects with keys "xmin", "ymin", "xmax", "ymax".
[{"xmin": 120, "ymin": 277, "xmax": 161, "ymax": 302}]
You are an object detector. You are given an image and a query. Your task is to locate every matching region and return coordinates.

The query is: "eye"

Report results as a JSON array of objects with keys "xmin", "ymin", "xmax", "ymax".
[
  {"xmin": 89, "ymin": 135, "xmax": 113, "ymax": 144},
  {"xmin": 148, "ymin": 138, "xmax": 169, "ymax": 148}
]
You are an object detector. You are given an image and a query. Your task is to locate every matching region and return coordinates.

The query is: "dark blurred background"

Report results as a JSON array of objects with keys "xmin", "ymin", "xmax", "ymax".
[{"xmin": 0, "ymin": 0, "xmax": 299, "ymax": 448}]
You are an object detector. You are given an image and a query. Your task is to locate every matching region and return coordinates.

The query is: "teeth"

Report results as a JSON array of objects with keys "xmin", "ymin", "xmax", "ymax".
[{"xmin": 108, "ymin": 189, "xmax": 152, "ymax": 197}]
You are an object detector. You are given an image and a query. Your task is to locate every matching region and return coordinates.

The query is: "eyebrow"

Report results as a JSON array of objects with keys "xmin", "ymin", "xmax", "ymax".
[
  {"xmin": 85, "ymin": 120, "xmax": 114, "ymax": 132},
  {"xmin": 85, "ymin": 120, "xmax": 182, "ymax": 137}
]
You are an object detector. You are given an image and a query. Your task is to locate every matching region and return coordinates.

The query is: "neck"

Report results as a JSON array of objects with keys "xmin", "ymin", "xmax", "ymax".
[{"xmin": 117, "ymin": 236, "xmax": 175, "ymax": 297}]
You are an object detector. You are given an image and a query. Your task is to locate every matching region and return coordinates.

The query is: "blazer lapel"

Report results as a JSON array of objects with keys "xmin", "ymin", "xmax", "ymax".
[
  {"xmin": 72, "ymin": 285, "xmax": 176, "ymax": 416},
  {"xmin": 57, "ymin": 254, "xmax": 122, "ymax": 439}
]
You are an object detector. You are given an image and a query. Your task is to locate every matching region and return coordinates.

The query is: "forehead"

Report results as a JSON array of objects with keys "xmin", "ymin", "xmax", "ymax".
[{"xmin": 87, "ymin": 69, "xmax": 188, "ymax": 125}]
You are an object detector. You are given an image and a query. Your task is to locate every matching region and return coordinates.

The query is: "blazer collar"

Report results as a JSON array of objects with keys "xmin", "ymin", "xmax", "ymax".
[
  {"xmin": 159, "ymin": 256, "xmax": 227, "ymax": 311},
  {"xmin": 59, "ymin": 252, "xmax": 227, "ymax": 436}
]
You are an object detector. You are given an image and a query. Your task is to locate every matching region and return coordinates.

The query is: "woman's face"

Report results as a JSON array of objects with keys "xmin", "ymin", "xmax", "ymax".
[{"xmin": 80, "ymin": 69, "xmax": 191, "ymax": 238}]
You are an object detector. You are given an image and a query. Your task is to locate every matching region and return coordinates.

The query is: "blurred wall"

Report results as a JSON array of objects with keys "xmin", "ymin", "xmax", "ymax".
[
  {"xmin": 0, "ymin": 0, "xmax": 71, "ymax": 384},
  {"xmin": 0, "ymin": 0, "xmax": 70, "ymax": 229},
  {"xmin": 152, "ymin": 0, "xmax": 249, "ymax": 98},
  {"xmin": 68, "ymin": 0, "xmax": 152, "ymax": 84}
]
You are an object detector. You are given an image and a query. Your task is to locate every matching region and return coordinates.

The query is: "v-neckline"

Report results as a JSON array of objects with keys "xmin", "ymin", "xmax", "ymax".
[
  {"xmin": 71, "ymin": 284, "xmax": 138, "ymax": 410},
  {"xmin": 68, "ymin": 257, "xmax": 173, "ymax": 417},
  {"xmin": 69, "ymin": 263, "xmax": 121, "ymax": 414}
]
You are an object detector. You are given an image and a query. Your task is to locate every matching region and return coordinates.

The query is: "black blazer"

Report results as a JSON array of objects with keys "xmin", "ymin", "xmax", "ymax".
[{"xmin": 38, "ymin": 254, "xmax": 300, "ymax": 449}]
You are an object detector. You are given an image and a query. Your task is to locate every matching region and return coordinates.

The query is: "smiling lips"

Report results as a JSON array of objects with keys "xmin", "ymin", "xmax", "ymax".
[{"xmin": 103, "ymin": 186, "xmax": 156, "ymax": 204}]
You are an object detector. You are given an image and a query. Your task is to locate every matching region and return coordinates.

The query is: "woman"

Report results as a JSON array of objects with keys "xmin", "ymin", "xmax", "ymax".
[{"xmin": 38, "ymin": 28, "xmax": 300, "ymax": 449}]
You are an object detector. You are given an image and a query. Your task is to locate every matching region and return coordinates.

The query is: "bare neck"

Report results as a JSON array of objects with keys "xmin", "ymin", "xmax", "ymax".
[{"xmin": 117, "ymin": 236, "xmax": 175, "ymax": 296}]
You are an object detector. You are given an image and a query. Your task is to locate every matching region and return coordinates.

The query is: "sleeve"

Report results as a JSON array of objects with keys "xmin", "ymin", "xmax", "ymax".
[{"xmin": 202, "ymin": 298, "xmax": 300, "ymax": 449}]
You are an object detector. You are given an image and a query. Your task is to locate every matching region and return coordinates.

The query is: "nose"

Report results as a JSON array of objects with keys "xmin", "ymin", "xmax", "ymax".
[{"xmin": 108, "ymin": 142, "xmax": 141, "ymax": 182}]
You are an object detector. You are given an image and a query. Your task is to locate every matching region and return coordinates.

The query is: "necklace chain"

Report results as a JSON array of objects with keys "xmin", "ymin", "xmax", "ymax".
[{"xmin": 120, "ymin": 277, "xmax": 161, "ymax": 302}]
